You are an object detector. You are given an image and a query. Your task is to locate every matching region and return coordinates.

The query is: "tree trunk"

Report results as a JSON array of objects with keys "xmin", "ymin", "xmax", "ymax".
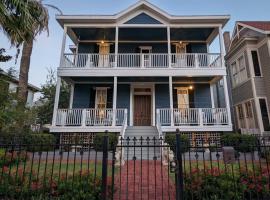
[{"xmin": 18, "ymin": 39, "xmax": 33, "ymax": 106}]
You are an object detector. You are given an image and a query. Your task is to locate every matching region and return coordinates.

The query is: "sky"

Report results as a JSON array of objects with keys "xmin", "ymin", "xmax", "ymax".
[{"xmin": 1, "ymin": 0, "xmax": 270, "ymax": 89}]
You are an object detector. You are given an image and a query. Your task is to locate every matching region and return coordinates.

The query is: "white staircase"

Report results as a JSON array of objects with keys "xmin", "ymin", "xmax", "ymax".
[{"xmin": 122, "ymin": 126, "xmax": 161, "ymax": 160}]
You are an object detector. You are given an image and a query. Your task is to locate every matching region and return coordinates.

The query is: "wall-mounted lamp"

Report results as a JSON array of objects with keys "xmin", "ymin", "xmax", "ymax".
[{"xmin": 189, "ymin": 85, "xmax": 194, "ymax": 90}]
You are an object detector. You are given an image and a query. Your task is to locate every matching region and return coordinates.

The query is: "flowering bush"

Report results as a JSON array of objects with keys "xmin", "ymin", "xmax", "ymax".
[
  {"xmin": 0, "ymin": 169, "xmax": 112, "ymax": 200},
  {"xmin": 184, "ymin": 167, "xmax": 270, "ymax": 200},
  {"xmin": 0, "ymin": 149, "xmax": 28, "ymax": 167}
]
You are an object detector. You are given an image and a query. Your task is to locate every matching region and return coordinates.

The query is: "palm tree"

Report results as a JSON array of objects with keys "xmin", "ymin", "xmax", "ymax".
[{"xmin": 0, "ymin": 0, "xmax": 61, "ymax": 106}]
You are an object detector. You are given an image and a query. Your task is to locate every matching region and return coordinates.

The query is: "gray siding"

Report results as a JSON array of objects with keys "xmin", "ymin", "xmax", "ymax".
[
  {"xmin": 232, "ymin": 80, "xmax": 253, "ymax": 104},
  {"xmin": 258, "ymin": 43, "xmax": 270, "ymax": 109},
  {"xmin": 155, "ymin": 84, "xmax": 170, "ymax": 108},
  {"xmin": 254, "ymin": 77, "xmax": 267, "ymax": 96}
]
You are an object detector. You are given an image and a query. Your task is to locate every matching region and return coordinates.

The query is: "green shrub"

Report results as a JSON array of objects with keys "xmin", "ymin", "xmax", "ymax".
[
  {"xmin": 93, "ymin": 133, "xmax": 118, "ymax": 151},
  {"xmin": 221, "ymin": 133, "xmax": 257, "ymax": 152},
  {"xmin": 165, "ymin": 133, "xmax": 189, "ymax": 153},
  {"xmin": 0, "ymin": 133, "xmax": 56, "ymax": 152},
  {"xmin": 0, "ymin": 171, "xmax": 107, "ymax": 200},
  {"xmin": 0, "ymin": 148, "xmax": 28, "ymax": 168}
]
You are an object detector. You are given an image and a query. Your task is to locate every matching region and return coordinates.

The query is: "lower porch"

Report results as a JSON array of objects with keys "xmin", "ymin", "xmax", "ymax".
[{"xmin": 51, "ymin": 76, "xmax": 232, "ymax": 133}]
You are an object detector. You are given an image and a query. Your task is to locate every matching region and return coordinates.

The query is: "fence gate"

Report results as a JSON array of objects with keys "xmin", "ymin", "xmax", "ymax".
[{"xmin": 111, "ymin": 136, "xmax": 182, "ymax": 200}]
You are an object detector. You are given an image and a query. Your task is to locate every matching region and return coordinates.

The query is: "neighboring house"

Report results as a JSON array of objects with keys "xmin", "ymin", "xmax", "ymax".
[
  {"xmin": 224, "ymin": 21, "xmax": 270, "ymax": 135},
  {"xmin": 51, "ymin": 1, "xmax": 232, "ymax": 145},
  {"xmin": 0, "ymin": 70, "xmax": 40, "ymax": 107}
]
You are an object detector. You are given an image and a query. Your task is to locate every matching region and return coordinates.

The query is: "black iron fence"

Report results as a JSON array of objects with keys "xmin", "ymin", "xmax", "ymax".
[{"xmin": 0, "ymin": 133, "xmax": 270, "ymax": 200}]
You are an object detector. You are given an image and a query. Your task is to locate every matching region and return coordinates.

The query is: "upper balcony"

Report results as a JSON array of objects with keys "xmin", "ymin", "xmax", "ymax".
[
  {"xmin": 59, "ymin": 52, "xmax": 225, "ymax": 77},
  {"xmin": 56, "ymin": 1, "xmax": 229, "ymax": 78}
]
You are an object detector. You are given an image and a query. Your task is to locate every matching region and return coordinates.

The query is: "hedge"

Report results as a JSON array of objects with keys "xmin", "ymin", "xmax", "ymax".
[
  {"xmin": 93, "ymin": 133, "xmax": 119, "ymax": 151},
  {"xmin": 0, "ymin": 133, "xmax": 56, "ymax": 151},
  {"xmin": 165, "ymin": 133, "xmax": 189, "ymax": 153},
  {"xmin": 221, "ymin": 133, "xmax": 257, "ymax": 153}
]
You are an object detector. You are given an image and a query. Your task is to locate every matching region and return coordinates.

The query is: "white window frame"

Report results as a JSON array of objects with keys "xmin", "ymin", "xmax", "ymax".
[
  {"xmin": 230, "ymin": 54, "xmax": 248, "ymax": 88},
  {"xmin": 95, "ymin": 87, "xmax": 107, "ymax": 109},
  {"xmin": 250, "ymin": 49, "xmax": 263, "ymax": 77}
]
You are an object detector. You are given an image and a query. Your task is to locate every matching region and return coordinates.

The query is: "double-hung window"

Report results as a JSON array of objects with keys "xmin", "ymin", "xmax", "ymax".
[
  {"xmin": 230, "ymin": 55, "xmax": 247, "ymax": 87},
  {"xmin": 95, "ymin": 88, "xmax": 107, "ymax": 110}
]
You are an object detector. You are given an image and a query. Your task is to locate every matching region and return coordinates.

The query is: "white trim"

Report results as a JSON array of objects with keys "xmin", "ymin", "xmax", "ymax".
[
  {"xmin": 50, "ymin": 126, "xmax": 122, "ymax": 133},
  {"xmin": 112, "ymin": 76, "xmax": 117, "ymax": 126},
  {"xmin": 222, "ymin": 75, "xmax": 232, "ymax": 125},
  {"xmin": 130, "ymin": 83, "xmax": 155, "ymax": 126},
  {"xmin": 118, "ymin": 9, "xmax": 167, "ymax": 25},
  {"xmin": 58, "ymin": 68, "xmax": 227, "ymax": 77},
  {"xmin": 167, "ymin": 26, "xmax": 171, "ymax": 68},
  {"xmin": 237, "ymin": 22, "xmax": 270, "ymax": 35},
  {"xmin": 210, "ymin": 84, "xmax": 215, "ymax": 108},
  {"xmin": 169, "ymin": 76, "xmax": 174, "ymax": 126},
  {"xmin": 52, "ymin": 77, "xmax": 62, "ymax": 126},
  {"xmin": 59, "ymin": 26, "xmax": 67, "ymax": 67},
  {"xmin": 257, "ymin": 97, "xmax": 270, "ymax": 131},
  {"xmin": 248, "ymin": 48, "xmax": 263, "ymax": 78},
  {"xmin": 69, "ymin": 84, "xmax": 74, "ymax": 109}
]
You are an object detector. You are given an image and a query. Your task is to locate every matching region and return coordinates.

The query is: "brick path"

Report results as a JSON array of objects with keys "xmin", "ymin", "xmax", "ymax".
[{"xmin": 113, "ymin": 160, "xmax": 175, "ymax": 200}]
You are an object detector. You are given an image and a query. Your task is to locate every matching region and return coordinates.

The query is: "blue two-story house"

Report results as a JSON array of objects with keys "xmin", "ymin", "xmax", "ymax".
[{"xmin": 51, "ymin": 1, "xmax": 232, "ymax": 145}]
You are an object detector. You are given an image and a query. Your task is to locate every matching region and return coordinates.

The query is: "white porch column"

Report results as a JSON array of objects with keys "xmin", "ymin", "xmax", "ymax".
[
  {"xmin": 69, "ymin": 84, "xmax": 74, "ymax": 109},
  {"xmin": 210, "ymin": 84, "xmax": 215, "ymax": 108},
  {"xmin": 223, "ymin": 75, "xmax": 232, "ymax": 125},
  {"xmin": 167, "ymin": 26, "xmax": 171, "ymax": 68},
  {"xmin": 52, "ymin": 77, "xmax": 62, "ymax": 126},
  {"xmin": 59, "ymin": 26, "xmax": 67, "ymax": 67},
  {"xmin": 112, "ymin": 76, "xmax": 118, "ymax": 126},
  {"xmin": 218, "ymin": 26, "xmax": 226, "ymax": 68},
  {"xmin": 114, "ymin": 26, "xmax": 119, "ymax": 68},
  {"xmin": 169, "ymin": 76, "xmax": 174, "ymax": 126}
]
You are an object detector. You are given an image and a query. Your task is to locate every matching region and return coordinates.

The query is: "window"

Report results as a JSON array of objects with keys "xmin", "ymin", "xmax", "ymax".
[
  {"xmin": 237, "ymin": 105, "xmax": 244, "ymax": 119},
  {"xmin": 230, "ymin": 55, "xmax": 247, "ymax": 87},
  {"xmin": 251, "ymin": 51, "xmax": 261, "ymax": 76},
  {"xmin": 259, "ymin": 98, "xmax": 270, "ymax": 131},
  {"xmin": 245, "ymin": 101, "xmax": 253, "ymax": 118},
  {"xmin": 95, "ymin": 88, "xmax": 107, "ymax": 109}
]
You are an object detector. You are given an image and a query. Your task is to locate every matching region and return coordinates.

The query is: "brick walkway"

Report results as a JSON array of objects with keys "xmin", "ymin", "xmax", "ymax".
[{"xmin": 113, "ymin": 160, "xmax": 175, "ymax": 200}]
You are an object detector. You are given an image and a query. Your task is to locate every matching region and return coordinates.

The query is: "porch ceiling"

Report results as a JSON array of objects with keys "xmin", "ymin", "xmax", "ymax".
[{"xmin": 70, "ymin": 27, "xmax": 215, "ymax": 42}]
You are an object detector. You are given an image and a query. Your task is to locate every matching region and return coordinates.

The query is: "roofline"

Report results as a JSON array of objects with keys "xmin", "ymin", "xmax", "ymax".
[
  {"xmin": 55, "ymin": 0, "xmax": 230, "ymax": 28},
  {"xmin": 237, "ymin": 21, "xmax": 270, "ymax": 34},
  {"xmin": 0, "ymin": 71, "xmax": 41, "ymax": 92}
]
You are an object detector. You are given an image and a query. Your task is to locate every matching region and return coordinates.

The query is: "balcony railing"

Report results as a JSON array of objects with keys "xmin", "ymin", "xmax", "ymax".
[
  {"xmin": 62, "ymin": 53, "xmax": 222, "ymax": 69},
  {"xmin": 55, "ymin": 108, "xmax": 127, "ymax": 127},
  {"xmin": 157, "ymin": 108, "xmax": 229, "ymax": 126}
]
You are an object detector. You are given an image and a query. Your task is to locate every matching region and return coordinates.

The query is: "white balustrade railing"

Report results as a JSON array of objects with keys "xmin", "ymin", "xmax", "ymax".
[
  {"xmin": 157, "ymin": 108, "xmax": 229, "ymax": 126},
  {"xmin": 202, "ymin": 108, "xmax": 229, "ymax": 125},
  {"xmin": 55, "ymin": 108, "xmax": 127, "ymax": 127},
  {"xmin": 61, "ymin": 53, "xmax": 222, "ymax": 69}
]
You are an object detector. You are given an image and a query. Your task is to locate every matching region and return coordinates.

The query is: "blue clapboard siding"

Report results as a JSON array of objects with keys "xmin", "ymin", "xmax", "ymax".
[
  {"xmin": 118, "ymin": 43, "xmax": 168, "ymax": 53},
  {"xmin": 72, "ymin": 84, "xmax": 113, "ymax": 108},
  {"xmin": 117, "ymin": 84, "xmax": 130, "ymax": 124},
  {"xmin": 187, "ymin": 43, "xmax": 207, "ymax": 53},
  {"xmin": 124, "ymin": 13, "xmax": 162, "ymax": 24},
  {"xmin": 73, "ymin": 84, "xmax": 91, "ymax": 108},
  {"xmin": 155, "ymin": 84, "xmax": 170, "ymax": 108},
  {"xmin": 193, "ymin": 84, "xmax": 211, "ymax": 108},
  {"xmin": 78, "ymin": 43, "xmax": 115, "ymax": 53}
]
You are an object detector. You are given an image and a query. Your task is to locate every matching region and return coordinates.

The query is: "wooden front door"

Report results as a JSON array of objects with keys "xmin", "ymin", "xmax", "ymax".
[{"xmin": 133, "ymin": 95, "xmax": 151, "ymax": 126}]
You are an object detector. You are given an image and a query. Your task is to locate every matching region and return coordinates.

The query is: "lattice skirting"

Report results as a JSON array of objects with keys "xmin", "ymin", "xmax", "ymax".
[
  {"xmin": 60, "ymin": 133, "xmax": 95, "ymax": 151},
  {"xmin": 166, "ymin": 132, "xmax": 221, "ymax": 147}
]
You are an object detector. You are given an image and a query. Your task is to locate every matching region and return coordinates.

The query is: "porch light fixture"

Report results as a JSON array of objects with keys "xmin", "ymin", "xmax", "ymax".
[
  {"xmin": 189, "ymin": 85, "xmax": 193, "ymax": 90},
  {"xmin": 101, "ymin": 40, "xmax": 105, "ymax": 44}
]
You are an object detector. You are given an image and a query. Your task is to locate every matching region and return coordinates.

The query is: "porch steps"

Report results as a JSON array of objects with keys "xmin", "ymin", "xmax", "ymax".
[{"xmin": 123, "ymin": 126, "xmax": 161, "ymax": 160}]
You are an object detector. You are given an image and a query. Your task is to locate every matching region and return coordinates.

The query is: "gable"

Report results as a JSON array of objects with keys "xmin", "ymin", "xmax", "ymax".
[{"xmin": 124, "ymin": 13, "xmax": 162, "ymax": 24}]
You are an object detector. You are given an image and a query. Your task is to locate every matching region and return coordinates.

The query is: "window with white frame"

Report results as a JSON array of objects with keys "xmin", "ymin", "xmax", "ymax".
[
  {"xmin": 245, "ymin": 101, "xmax": 253, "ymax": 118},
  {"xmin": 230, "ymin": 55, "xmax": 247, "ymax": 87},
  {"xmin": 95, "ymin": 88, "xmax": 107, "ymax": 109}
]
